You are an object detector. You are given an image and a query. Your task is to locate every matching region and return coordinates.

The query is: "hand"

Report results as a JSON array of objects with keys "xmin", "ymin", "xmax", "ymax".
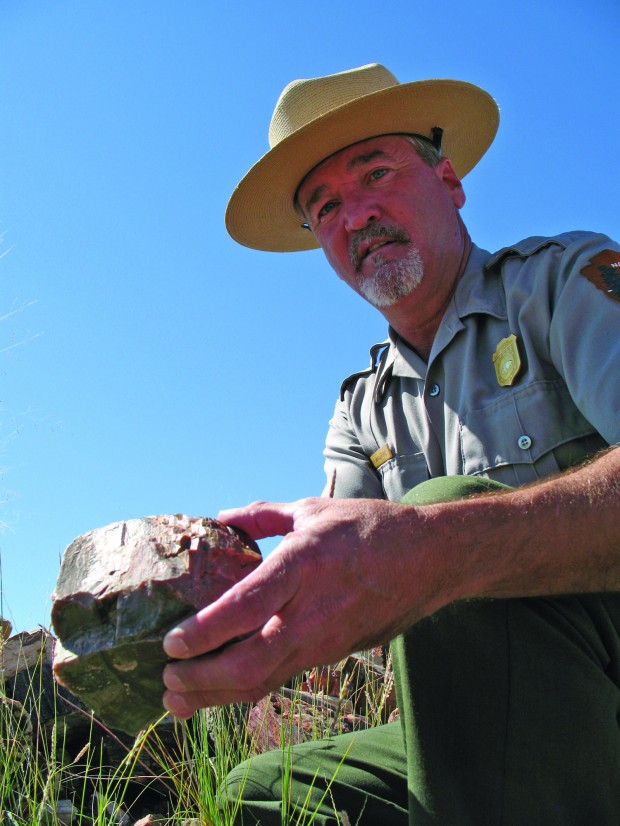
[
  {"xmin": 161, "ymin": 446, "xmax": 620, "ymax": 717},
  {"xmin": 162, "ymin": 496, "xmax": 439, "ymax": 718}
]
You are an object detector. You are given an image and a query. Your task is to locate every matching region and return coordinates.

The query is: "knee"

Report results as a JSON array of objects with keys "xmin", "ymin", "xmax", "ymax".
[
  {"xmin": 401, "ymin": 475, "xmax": 510, "ymax": 506},
  {"xmin": 217, "ymin": 753, "xmax": 284, "ymax": 826}
]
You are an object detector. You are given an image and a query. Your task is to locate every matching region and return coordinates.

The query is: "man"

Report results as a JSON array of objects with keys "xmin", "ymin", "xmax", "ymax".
[{"xmin": 162, "ymin": 64, "xmax": 620, "ymax": 824}]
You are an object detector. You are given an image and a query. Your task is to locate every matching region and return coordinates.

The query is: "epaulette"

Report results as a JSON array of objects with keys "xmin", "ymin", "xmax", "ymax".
[
  {"xmin": 339, "ymin": 340, "xmax": 390, "ymax": 401},
  {"xmin": 485, "ymin": 233, "xmax": 581, "ymax": 271}
]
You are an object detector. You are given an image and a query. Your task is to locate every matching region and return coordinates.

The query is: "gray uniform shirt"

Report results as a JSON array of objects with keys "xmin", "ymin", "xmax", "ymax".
[{"xmin": 324, "ymin": 231, "xmax": 620, "ymax": 501}]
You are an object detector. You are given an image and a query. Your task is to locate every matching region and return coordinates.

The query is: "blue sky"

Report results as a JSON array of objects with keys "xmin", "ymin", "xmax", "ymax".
[{"xmin": 1, "ymin": 0, "xmax": 618, "ymax": 632}]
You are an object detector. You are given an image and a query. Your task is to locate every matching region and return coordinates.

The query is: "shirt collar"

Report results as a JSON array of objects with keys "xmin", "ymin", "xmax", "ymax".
[
  {"xmin": 452, "ymin": 242, "xmax": 506, "ymax": 321},
  {"xmin": 383, "ymin": 243, "xmax": 506, "ymax": 380}
]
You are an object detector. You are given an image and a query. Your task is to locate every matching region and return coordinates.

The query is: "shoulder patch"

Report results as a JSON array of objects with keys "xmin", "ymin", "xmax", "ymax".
[{"xmin": 581, "ymin": 250, "xmax": 620, "ymax": 302}]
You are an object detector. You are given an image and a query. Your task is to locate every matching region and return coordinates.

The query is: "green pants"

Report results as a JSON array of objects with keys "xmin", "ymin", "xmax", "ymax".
[{"xmin": 222, "ymin": 477, "xmax": 620, "ymax": 824}]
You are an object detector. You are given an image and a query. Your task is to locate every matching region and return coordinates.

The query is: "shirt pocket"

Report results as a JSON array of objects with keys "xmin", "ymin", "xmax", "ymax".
[
  {"xmin": 460, "ymin": 380, "xmax": 599, "ymax": 486},
  {"xmin": 378, "ymin": 451, "xmax": 430, "ymax": 502}
]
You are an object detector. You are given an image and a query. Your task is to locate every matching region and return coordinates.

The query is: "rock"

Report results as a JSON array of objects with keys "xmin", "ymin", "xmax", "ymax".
[
  {"xmin": 1, "ymin": 617, "xmax": 12, "ymax": 641},
  {"xmin": 0, "ymin": 694, "xmax": 32, "ymax": 761},
  {"xmin": 100, "ymin": 799, "xmax": 130, "ymax": 826},
  {"xmin": 2, "ymin": 628, "xmax": 53, "ymax": 678},
  {"xmin": 39, "ymin": 800, "xmax": 78, "ymax": 825},
  {"xmin": 51, "ymin": 515, "xmax": 261, "ymax": 735},
  {"xmin": 1, "ymin": 629, "xmax": 82, "ymax": 730}
]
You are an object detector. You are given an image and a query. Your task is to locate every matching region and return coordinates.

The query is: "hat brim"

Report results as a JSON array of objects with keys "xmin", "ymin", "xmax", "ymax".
[{"xmin": 225, "ymin": 78, "xmax": 499, "ymax": 253}]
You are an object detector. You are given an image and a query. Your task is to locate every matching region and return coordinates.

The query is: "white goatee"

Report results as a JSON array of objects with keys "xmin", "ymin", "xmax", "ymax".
[{"xmin": 359, "ymin": 246, "xmax": 425, "ymax": 308}]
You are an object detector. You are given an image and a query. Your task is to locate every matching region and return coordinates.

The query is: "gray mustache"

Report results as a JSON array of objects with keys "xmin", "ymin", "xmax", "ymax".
[{"xmin": 349, "ymin": 225, "xmax": 411, "ymax": 271}]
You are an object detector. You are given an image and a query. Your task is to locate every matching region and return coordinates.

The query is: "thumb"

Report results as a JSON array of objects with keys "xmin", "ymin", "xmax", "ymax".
[{"xmin": 163, "ymin": 542, "xmax": 299, "ymax": 659}]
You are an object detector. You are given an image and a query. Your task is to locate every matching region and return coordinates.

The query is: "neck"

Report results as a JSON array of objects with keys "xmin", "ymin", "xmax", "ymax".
[{"xmin": 385, "ymin": 231, "xmax": 472, "ymax": 362}]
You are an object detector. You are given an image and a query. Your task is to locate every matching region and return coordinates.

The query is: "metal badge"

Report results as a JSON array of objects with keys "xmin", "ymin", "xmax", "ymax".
[
  {"xmin": 492, "ymin": 333, "xmax": 522, "ymax": 386},
  {"xmin": 370, "ymin": 444, "xmax": 393, "ymax": 469}
]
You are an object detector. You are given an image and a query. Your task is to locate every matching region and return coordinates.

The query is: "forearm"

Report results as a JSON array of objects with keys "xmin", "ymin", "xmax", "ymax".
[{"xmin": 416, "ymin": 445, "xmax": 620, "ymax": 609}]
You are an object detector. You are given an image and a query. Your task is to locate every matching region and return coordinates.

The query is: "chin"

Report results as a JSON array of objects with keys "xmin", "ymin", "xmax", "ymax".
[{"xmin": 359, "ymin": 263, "xmax": 425, "ymax": 309}]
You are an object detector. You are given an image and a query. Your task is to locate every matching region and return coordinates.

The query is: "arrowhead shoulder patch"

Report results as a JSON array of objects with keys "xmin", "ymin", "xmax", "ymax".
[{"xmin": 580, "ymin": 249, "xmax": 620, "ymax": 303}]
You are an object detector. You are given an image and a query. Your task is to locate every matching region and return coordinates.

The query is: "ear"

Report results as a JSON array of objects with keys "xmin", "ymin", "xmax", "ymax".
[{"xmin": 434, "ymin": 158, "xmax": 466, "ymax": 209}]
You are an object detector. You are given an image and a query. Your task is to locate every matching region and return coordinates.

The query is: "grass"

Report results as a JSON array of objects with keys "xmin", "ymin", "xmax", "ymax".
[{"xmin": 0, "ymin": 628, "xmax": 396, "ymax": 825}]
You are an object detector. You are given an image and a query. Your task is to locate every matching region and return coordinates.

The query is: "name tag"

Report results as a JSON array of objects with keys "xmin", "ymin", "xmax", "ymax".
[{"xmin": 370, "ymin": 444, "xmax": 393, "ymax": 469}]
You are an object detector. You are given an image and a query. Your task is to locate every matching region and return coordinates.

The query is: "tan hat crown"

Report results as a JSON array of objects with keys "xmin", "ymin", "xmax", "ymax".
[{"xmin": 268, "ymin": 63, "xmax": 399, "ymax": 149}]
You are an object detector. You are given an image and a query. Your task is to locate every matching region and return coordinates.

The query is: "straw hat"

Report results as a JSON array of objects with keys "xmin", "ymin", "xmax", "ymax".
[{"xmin": 225, "ymin": 63, "xmax": 499, "ymax": 252}]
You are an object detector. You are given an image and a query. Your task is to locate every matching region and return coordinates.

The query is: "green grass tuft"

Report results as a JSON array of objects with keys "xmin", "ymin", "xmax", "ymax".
[{"xmin": 0, "ymin": 628, "xmax": 395, "ymax": 825}]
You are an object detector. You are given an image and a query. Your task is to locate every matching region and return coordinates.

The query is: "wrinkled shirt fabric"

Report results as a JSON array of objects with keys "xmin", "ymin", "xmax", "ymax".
[{"xmin": 324, "ymin": 231, "xmax": 620, "ymax": 500}]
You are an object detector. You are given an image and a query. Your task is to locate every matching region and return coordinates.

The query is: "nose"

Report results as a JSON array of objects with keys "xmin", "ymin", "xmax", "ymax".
[{"xmin": 343, "ymin": 193, "xmax": 380, "ymax": 232}]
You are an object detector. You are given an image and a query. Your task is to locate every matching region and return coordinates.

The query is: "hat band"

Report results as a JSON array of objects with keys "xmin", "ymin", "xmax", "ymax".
[{"xmin": 429, "ymin": 126, "xmax": 444, "ymax": 154}]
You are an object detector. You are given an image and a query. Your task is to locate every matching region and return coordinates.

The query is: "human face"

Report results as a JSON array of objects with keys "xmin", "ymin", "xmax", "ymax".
[{"xmin": 296, "ymin": 135, "xmax": 467, "ymax": 315}]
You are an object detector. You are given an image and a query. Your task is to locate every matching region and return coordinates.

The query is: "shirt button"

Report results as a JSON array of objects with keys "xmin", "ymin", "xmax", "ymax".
[
  {"xmin": 518, "ymin": 435, "xmax": 532, "ymax": 450},
  {"xmin": 428, "ymin": 383, "xmax": 440, "ymax": 397}
]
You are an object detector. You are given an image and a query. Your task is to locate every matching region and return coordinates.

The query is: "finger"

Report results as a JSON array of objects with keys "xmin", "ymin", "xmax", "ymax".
[
  {"xmin": 163, "ymin": 545, "xmax": 300, "ymax": 659},
  {"xmin": 163, "ymin": 616, "xmax": 296, "ymax": 707},
  {"xmin": 163, "ymin": 684, "xmax": 280, "ymax": 716},
  {"xmin": 163, "ymin": 686, "xmax": 267, "ymax": 717},
  {"xmin": 217, "ymin": 499, "xmax": 299, "ymax": 540},
  {"xmin": 163, "ymin": 690, "xmax": 198, "ymax": 719}
]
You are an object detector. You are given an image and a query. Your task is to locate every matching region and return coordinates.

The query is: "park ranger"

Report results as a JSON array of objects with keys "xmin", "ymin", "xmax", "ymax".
[{"xmin": 162, "ymin": 64, "xmax": 620, "ymax": 824}]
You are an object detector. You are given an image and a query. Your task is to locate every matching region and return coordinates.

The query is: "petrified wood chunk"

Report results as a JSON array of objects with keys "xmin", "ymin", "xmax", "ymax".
[{"xmin": 51, "ymin": 515, "xmax": 261, "ymax": 735}]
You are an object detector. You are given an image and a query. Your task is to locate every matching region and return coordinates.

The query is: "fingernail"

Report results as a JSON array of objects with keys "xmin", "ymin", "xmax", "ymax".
[
  {"xmin": 163, "ymin": 691, "xmax": 191, "ymax": 716},
  {"xmin": 163, "ymin": 628, "xmax": 190, "ymax": 658},
  {"xmin": 163, "ymin": 664, "xmax": 186, "ymax": 692}
]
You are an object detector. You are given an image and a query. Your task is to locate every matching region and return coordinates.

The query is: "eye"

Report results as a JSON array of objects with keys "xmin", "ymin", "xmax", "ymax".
[
  {"xmin": 318, "ymin": 200, "xmax": 338, "ymax": 219},
  {"xmin": 369, "ymin": 167, "xmax": 388, "ymax": 181}
]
